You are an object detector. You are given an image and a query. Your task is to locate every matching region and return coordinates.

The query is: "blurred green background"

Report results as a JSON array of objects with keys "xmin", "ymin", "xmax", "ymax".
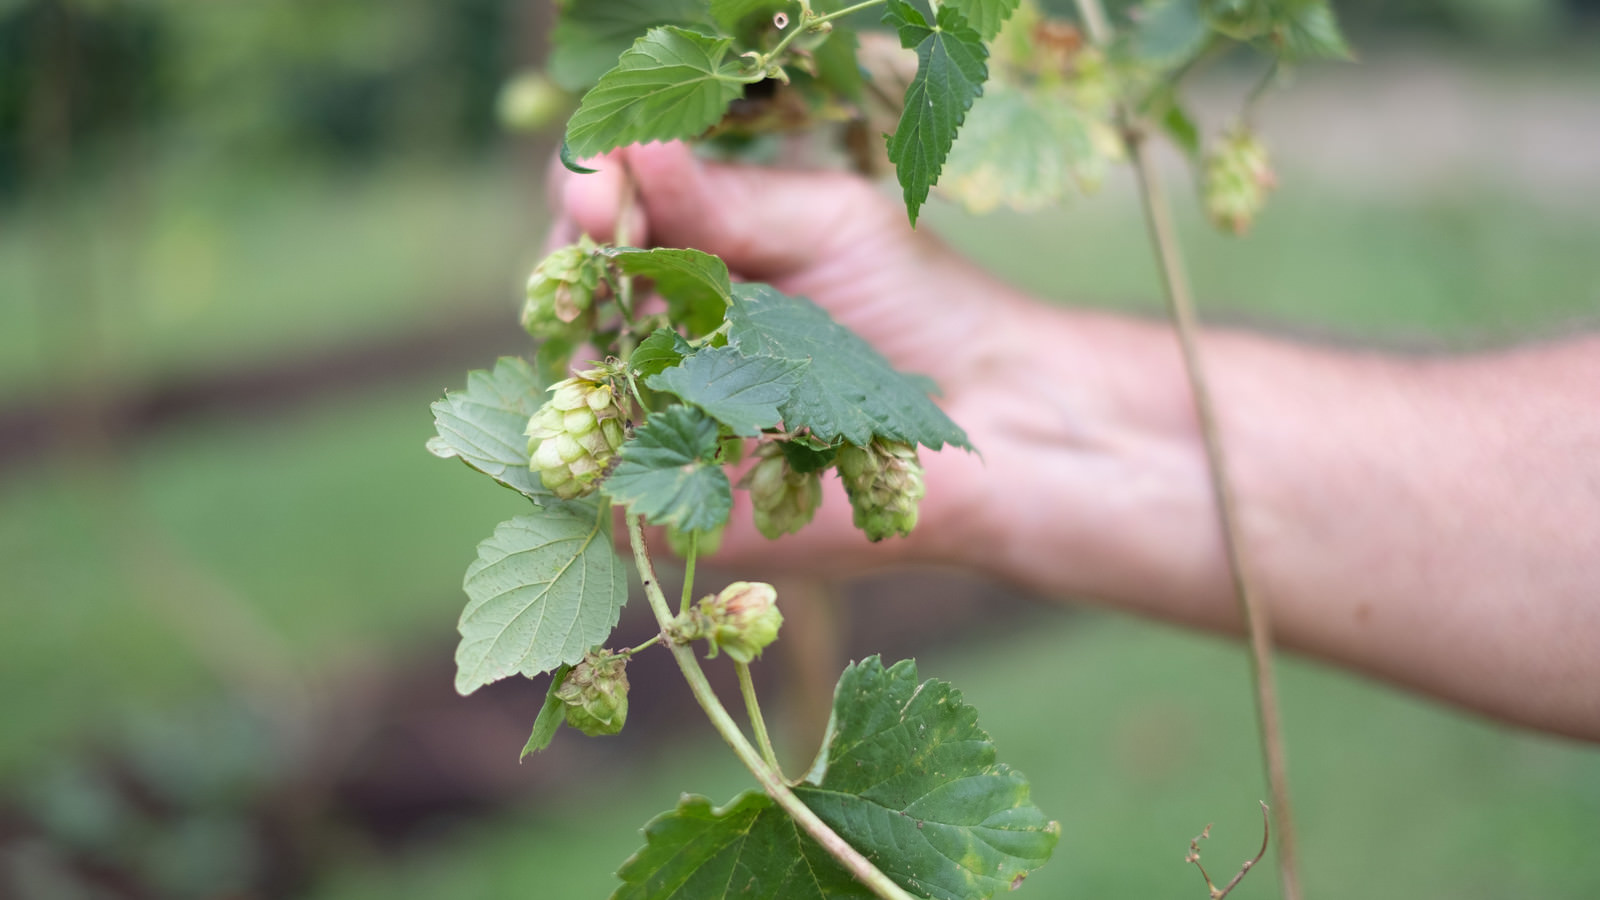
[{"xmin": 2, "ymin": 1, "xmax": 1598, "ymax": 898}]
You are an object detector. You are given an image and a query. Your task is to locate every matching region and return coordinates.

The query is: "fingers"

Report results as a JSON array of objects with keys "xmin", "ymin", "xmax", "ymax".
[{"xmin": 557, "ymin": 143, "xmax": 906, "ymax": 281}]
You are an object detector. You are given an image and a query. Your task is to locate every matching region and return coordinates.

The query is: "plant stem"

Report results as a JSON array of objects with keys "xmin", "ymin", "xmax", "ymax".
[
  {"xmin": 625, "ymin": 515, "xmax": 919, "ymax": 900},
  {"xmin": 738, "ymin": 661, "xmax": 785, "ymax": 775},
  {"xmin": 1073, "ymin": 1, "xmax": 1302, "ymax": 897},
  {"xmin": 681, "ymin": 532, "xmax": 699, "ymax": 615},
  {"xmin": 764, "ymin": 0, "xmax": 885, "ymax": 64},
  {"xmin": 625, "ymin": 633, "xmax": 664, "ymax": 656},
  {"xmin": 1127, "ymin": 121, "xmax": 1302, "ymax": 900}
]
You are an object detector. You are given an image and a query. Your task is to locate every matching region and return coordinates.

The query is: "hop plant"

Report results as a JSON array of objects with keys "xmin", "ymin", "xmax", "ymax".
[
  {"xmin": 1203, "ymin": 129, "xmax": 1277, "ymax": 235},
  {"xmin": 526, "ymin": 368, "xmax": 628, "ymax": 499},
  {"xmin": 698, "ymin": 581, "xmax": 783, "ymax": 664},
  {"xmin": 554, "ymin": 649, "xmax": 629, "ymax": 736},
  {"xmin": 522, "ymin": 235, "xmax": 605, "ymax": 339},
  {"xmin": 837, "ymin": 439, "xmax": 925, "ymax": 542},
  {"xmin": 740, "ymin": 442, "xmax": 823, "ymax": 539}
]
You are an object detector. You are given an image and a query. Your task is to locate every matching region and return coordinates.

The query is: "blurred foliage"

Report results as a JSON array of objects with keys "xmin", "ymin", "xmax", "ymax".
[{"xmin": 0, "ymin": 0, "xmax": 521, "ymax": 202}]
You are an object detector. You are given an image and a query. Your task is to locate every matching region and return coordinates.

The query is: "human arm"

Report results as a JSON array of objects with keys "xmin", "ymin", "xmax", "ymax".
[{"xmin": 554, "ymin": 143, "xmax": 1600, "ymax": 740}]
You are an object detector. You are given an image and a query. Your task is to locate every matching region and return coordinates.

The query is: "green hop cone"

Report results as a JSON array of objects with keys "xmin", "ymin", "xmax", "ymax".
[
  {"xmin": 554, "ymin": 649, "xmax": 629, "ymax": 736},
  {"xmin": 1203, "ymin": 129, "xmax": 1277, "ymax": 236},
  {"xmin": 525, "ymin": 368, "xmax": 627, "ymax": 499},
  {"xmin": 522, "ymin": 236, "xmax": 604, "ymax": 339},
  {"xmin": 837, "ymin": 439, "xmax": 925, "ymax": 542},
  {"xmin": 740, "ymin": 442, "xmax": 823, "ymax": 539},
  {"xmin": 700, "ymin": 581, "xmax": 782, "ymax": 664}
]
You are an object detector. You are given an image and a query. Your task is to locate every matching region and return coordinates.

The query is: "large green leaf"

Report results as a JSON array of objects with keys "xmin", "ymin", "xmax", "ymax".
[
  {"xmin": 725, "ymin": 284, "xmax": 969, "ymax": 450},
  {"xmin": 946, "ymin": 0, "xmax": 1019, "ymax": 40},
  {"xmin": 455, "ymin": 506, "xmax": 628, "ymax": 695},
  {"xmin": 427, "ymin": 357, "xmax": 550, "ymax": 502},
  {"xmin": 793, "ymin": 657, "xmax": 1060, "ymax": 899},
  {"xmin": 603, "ymin": 406, "xmax": 733, "ymax": 533},
  {"xmin": 606, "ymin": 247, "xmax": 732, "ymax": 337},
  {"xmin": 548, "ymin": 0, "xmax": 712, "ymax": 90},
  {"xmin": 646, "ymin": 346, "xmax": 810, "ymax": 437},
  {"xmin": 883, "ymin": 0, "xmax": 988, "ymax": 225},
  {"xmin": 614, "ymin": 792, "xmax": 873, "ymax": 900},
  {"xmin": 565, "ymin": 27, "xmax": 751, "ymax": 161},
  {"xmin": 613, "ymin": 657, "xmax": 1056, "ymax": 899}
]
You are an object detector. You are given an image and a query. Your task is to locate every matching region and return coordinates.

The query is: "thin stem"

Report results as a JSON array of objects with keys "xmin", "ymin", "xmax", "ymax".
[
  {"xmin": 1127, "ymin": 126, "xmax": 1302, "ymax": 900},
  {"xmin": 764, "ymin": 0, "xmax": 885, "ymax": 64},
  {"xmin": 738, "ymin": 662, "xmax": 785, "ymax": 775},
  {"xmin": 681, "ymin": 531, "xmax": 699, "ymax": 615},
  {"xmin": 625, "ymin": 633, "xmax": 664, "ymax": 656},
  {"xmin": 1073, "ymin": 0, "xmax": 1302, "ymax": 897},
  {"xmin": 625, "ymin": 515, "xmax": 919, "ymax": 900}
]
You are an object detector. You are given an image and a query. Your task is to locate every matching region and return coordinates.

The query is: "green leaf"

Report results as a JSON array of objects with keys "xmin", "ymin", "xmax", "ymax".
[
  {"xmin": 549, "ymin": 0, "xmax": 712, "ymax": 90},
  {"xmin": 646, "ymin": 346, "xmax": 810, "ymax": 437},
  {"xmin": 1271, "ymin": 0, "xmax": 1351, "ymax": 61},
  {"xmin": 455, "ymin": 506, "xmax": 628, "ymax": 695},
  {"xmin": 521, "ymin": 664, "xmax": 573, "ymax": 759},
  {"xmin": 613, "ymin": 792, "xmax": 873, "ymax": 900},
  {"xmin": 946, "ymin": 0, "xmax": 1019, "ymax": 40},
  {"xmin": 709, "ymin": 0, "xmax": 787, "ymax": 32},
  {"xmin": 604, "ymin": 406, "xmax": 733, "ymax": 533},
  {"xmin": 606, "ymin": 247, "xmax": 732, "ymax": 337},
  {"xmin": 726, "ymin": 284, "xmax": 969, "ymax": 449},
  {"xmin": 941, "ymin": 82, "xmax": 1099, "ymax": 214},
  {"xmin": 631, "ymin": 328, "xmax": 696, "ymax": 379},
  {"xmin": 882, "ymin": 0, "xmax": 988, "ymax": 225},
  {"xmin": 793, "ymin": 657, "xmax": 1059, "ymax": 899},
  {"xmin": 613, "ymin": 658, "xmax": 1056, "ymax": 899},
  {"xmin": 565, "ymin": 27, "xmax": 751, "ymax": 161},
  {"xmin": 1129, "ymin": 0, "xmax": 1210, "ymax": 68},
  {"xmin": 427, "ymin": 357, "xmax": 550, "ymax": 502}
]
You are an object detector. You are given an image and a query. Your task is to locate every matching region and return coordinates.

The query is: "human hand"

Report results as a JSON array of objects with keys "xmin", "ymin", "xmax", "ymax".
[{"xmin": 550, "ymin": 143, "xmax": 1217, "ymax": 605}]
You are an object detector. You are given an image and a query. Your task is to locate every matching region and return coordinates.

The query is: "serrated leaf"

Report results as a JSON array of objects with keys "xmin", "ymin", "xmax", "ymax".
[
  {"xmin": 521, "ymin": 664, "xmax": 573, "ymax": 759},
  {"xmin": 632, "ymin": 328, "xmax": 696, "ymax": 378},
  {"xmin": 613, "ymin": 792, "xmax": 873, "ymax": 900},
  {"xmin": 604, "ymin": 406, "xmax": 733, "ymax": 533},
  {"xmin": 946, "ymin": 0, "xmax": 1019, "ymax": 40},
  {"xmin": 882, "ymin": 0, "xmax": 988, "ymax": 225},
  {"xmin": 646, "ymin": 346, "xmax": 809, "ymax": 437},
  {"xmin": 793, "ymin": 657, "xmax": 1059, "ymax": 899},
  {"xmin": 941, "ymin": 82, "xmax": 1098, "ymax": 214},
  {"xmin": 726, "ymin": 284, "xmax": 969, "ymax": 449},
  {"xmin": 455, "ymin": 506, "xmax": 628, "ymax": 695},
  {"xmin": 428, "ymin": 357, "xmax": 551, "ymax": 502},
  {"xmin": 606, "ymin": 247, "xmax": 732, "ymax": 337},
  {"xmin": 549, "ymin": 0, "xmax": 712, "ymax": 90},
  {"xmin": 565, "ymin": 27, "xmax": 751, "ymax": 161},
  {"xmin": 613, "ymin": 658, "xmax": 1056, "ymax": 899},
  {"xmin": 1271, "ymin": 0, "xmax": 1351, "ymax": 61},
  {"xmin": 1129, "ymin": 0, "xmax": 1210, "ymax": 67}
]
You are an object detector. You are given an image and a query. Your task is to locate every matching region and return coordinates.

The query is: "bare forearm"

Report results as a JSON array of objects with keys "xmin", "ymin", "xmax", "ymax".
[{"xmin": 946, "ymin": 300, "xmax": 1600, "ymax": 739}]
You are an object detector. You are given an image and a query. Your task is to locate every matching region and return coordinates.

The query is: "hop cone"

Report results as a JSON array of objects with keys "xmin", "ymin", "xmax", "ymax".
[
  {"xmin": 1203, "ymin": 130, "xmax": 1276, "ymax": 235},
  {"xmin": 700, "ymin": 582, "xmax": 782, "ymax": 664},
  {"xmin": 554, "ymin": 649, "xmax": 628, "ymax": 737},
  {"xmin": 526, "ymin": 369, "xmax": 627, "ymax": 499},
  {"xmin": 740, "ymin": 442, "xmax": 822, "ymax": 539},
  {"xmin": 837, "ymin": 439, "xmax": 925, "ymax": 542},
  {"xmin": 522, "ymin": 236, "xmax": 603, "ymax": 339}
]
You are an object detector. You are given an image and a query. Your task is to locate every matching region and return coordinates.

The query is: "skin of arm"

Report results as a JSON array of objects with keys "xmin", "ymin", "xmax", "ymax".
[{"xmin": 556, "ymin": 143, "xmax": 1600, "ymax": 741}]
